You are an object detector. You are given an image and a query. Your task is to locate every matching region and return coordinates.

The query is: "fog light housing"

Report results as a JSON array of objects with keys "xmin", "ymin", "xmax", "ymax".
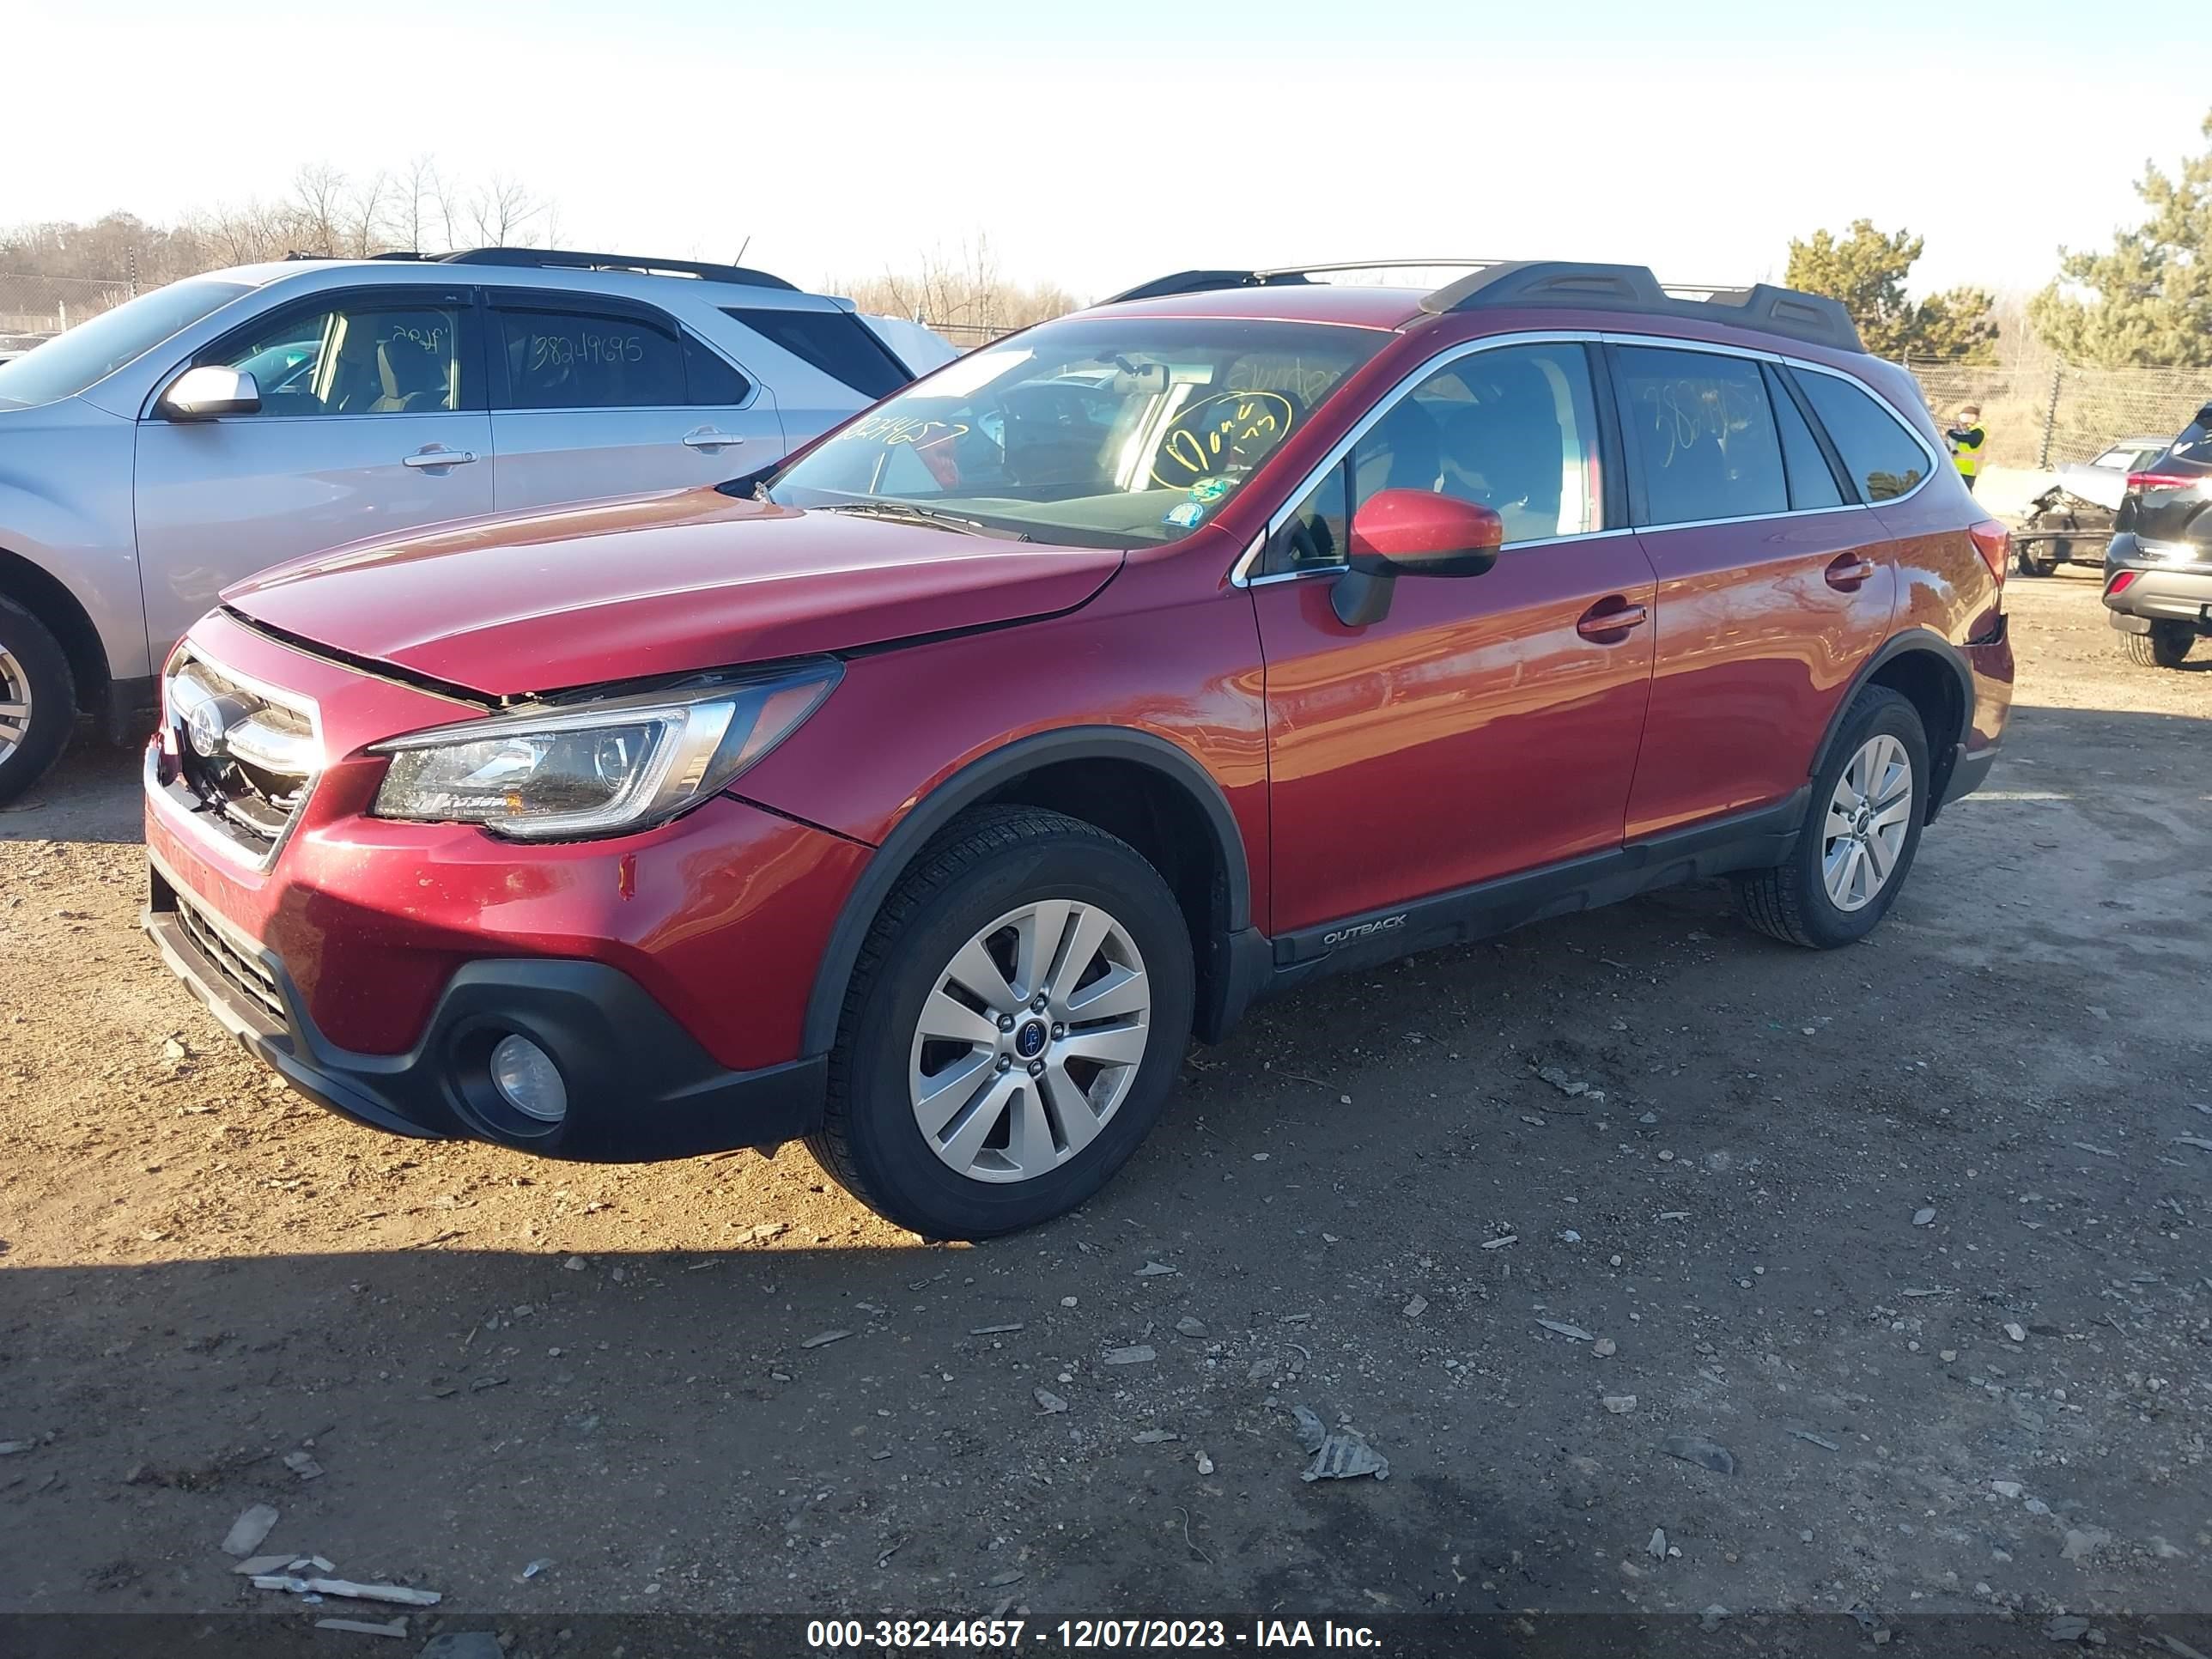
[{"xmin": 489, "ymin": 1035, "xmax": 567, "ymax": 1123}]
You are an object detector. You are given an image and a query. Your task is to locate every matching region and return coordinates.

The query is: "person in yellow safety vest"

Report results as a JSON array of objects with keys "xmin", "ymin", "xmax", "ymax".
[{"xmin": 1945, "ymin": 404, "xmax": 1987, "ymax": 492}]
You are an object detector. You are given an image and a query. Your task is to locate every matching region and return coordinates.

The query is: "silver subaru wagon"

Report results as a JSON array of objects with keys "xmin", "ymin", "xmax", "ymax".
[{"xmin": 0, "ymin": 247, "xmax": 951, "ymax": 803}]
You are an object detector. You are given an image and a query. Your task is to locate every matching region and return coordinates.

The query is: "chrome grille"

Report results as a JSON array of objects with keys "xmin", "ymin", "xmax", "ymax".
[
  {"xmin": 173, "ymin": 889, "xmax": 288, "ymax": 1029},
  {"xmin": 161, "ymin": 650, "xmax": 321, "ymax": 865}
]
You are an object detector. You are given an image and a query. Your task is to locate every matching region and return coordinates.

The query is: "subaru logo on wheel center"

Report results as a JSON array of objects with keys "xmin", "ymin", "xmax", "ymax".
[{"xmin": 1015, "ymin": 1019, "xmax": 1048, "ymax": 1060}]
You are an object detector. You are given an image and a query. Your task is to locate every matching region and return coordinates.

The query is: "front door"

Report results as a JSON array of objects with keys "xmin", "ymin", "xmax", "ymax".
[
  {"xmin": 484, "ymin": 294, "xmax": 784, "ymax": 514},
  {"xmin": 1252, "ymin": 340, "xmax": 1659, "ymax": 936},
  {"xmin": 133, "ymin": 288, "xmax": 493, "ymax": 660}
]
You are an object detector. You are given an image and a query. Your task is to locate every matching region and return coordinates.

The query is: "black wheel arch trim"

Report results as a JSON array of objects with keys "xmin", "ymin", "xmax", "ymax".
[
  {"xmin": 793, "ymin": 726, "xmax": 1253, "ymax": 1057},
  {"xmin": 1808, "ymin": 629, "xmax": 1975, "ymax": 803}
]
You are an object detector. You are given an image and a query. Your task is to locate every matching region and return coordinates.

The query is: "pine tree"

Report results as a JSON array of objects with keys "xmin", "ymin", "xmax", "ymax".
[
  {"xmin": 1784, "ymin": 221, "xmax": 1997, "ymax": 362},
  {"xmin": 2029, "ymin": 111, "xmax": 2212, "ymax": 368}
]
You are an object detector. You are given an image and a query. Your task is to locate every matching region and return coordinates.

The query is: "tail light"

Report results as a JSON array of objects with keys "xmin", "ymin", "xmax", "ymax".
[
  {"xmin": 2125, "ymin": 471, "xmax": 2197, "ymax": 492},
  {"xmin": 2107, "ymin": 570, "xmax": 2139, "ymax": 596},
  {"xmin": 1967, "ymin": 520, "xmax": 2010, "ymax": 587}
]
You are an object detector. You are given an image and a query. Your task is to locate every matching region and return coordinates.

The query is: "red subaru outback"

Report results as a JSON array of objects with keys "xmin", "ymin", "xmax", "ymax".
[{"xmin": 145, "ymin": 260, "xmax": 2013, "ymax": 1238}]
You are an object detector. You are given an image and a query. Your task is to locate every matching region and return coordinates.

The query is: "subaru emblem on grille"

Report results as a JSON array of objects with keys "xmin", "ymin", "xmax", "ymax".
[{"xmin": 185, "ymin": 699, "xmax": 230, "ymax": 759}]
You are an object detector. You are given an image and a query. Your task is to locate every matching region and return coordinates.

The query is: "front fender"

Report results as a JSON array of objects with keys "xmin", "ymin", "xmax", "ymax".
[{"xmin": 0, "ymin": 402, "xmax": 145, "ymax": 679}]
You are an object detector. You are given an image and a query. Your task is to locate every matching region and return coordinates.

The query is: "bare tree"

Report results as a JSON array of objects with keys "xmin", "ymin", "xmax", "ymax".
[
  {"xmin": 343, "ymin": 170, "xmax": 392, "ymax": 258},
  {"xmin": 398, "ymin": 155, "xmax": 442, "ymax": 255},
  {"xmin": 829, "ymin": 235, "xmax": 1078, "ymax": 339},
  {"xmin": 464, "ymin": 177, "xmax": 546, "ymax": 248},
  {"xmin": 289, "ymin": 163, "xmax": 349, "ymax": 256}
]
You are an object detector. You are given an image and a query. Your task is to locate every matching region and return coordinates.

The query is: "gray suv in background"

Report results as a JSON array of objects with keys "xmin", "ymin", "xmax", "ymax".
[{"xmin": 0, "ymin": 247, "xmax": 949, "ymax": 802}]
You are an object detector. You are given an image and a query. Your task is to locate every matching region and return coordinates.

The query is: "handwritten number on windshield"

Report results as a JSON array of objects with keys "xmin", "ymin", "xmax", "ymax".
[{"xmin": 1151, "ymin": 391, "xmax": 1296, "ymax": 489}]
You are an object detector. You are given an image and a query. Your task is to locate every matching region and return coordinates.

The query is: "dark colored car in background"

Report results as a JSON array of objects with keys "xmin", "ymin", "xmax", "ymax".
[
  {"xmin": 2105, "ymin": 401, "xmax": 2212, "ymax": 667},
  {"xmin": 142, "ymin": 258, "xmax": 2014, "ymax": 1240}
]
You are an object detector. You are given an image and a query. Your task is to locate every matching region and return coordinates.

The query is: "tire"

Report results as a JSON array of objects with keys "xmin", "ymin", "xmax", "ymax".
[
  {"xmin": 1736, "ymin": 686, "xmax": 1929, "ymax": 950},
  {"xmin": 2014, "ymin": 544, "xmax": 2057, "ymax": 577},
  {"xmin": 808, "ymin": 805, "xmax": 1195, "ymax": 1238},
  {"xmin": 0, "ymin": 596, "xmax": 76, "ymax": 808},
  {"xmin": 2121, "ymin": 623, "xmax": 2195, "ymax": 669}
]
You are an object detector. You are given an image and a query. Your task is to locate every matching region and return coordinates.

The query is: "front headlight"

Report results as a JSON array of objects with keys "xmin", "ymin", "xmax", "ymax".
[{"xmin": 369, "ymin": 663, "xmax": 839, "ymax": 840}]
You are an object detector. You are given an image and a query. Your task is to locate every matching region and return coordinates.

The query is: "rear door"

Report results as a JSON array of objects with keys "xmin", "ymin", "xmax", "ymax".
[
  {"xmin": 133, "ymin": 284, "xmax": 493, "ymax": 658},
  {"xmin": 485, "ymin": 291, "xmax": 783, "ymax": 513},
  {"xmin": 1613, "ymin": 343, "xmax": 1899, "ymax": 840}
]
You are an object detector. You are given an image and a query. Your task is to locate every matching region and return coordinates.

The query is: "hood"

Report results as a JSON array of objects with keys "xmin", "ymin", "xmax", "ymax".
[{"xmin": 222, "ymin": 488, "xmax": 1122, "ymax": 697}]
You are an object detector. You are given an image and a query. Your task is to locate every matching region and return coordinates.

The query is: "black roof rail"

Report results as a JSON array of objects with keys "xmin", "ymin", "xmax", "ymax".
[
  {"xmin": 1418, "ymin": 260, "xmax": 1863, "ymax": 352},
  {"xmin": 1103, "ymin": 258, "xmax": 1503, "ymax": 307},
  {"xmin": 434, "ymin": 247, "xmax": 797, "ymax": 291},
  {"xmin": 1103, "ymin": 269, "xmax": 1314, "ymax": 304}
]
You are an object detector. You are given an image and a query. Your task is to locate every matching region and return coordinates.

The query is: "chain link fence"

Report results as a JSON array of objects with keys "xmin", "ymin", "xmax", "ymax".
[
  {"xmin": 1907, "ymin": 358, "xmax": 2209, "ymax": 471},
  {"xmin": 0, "ymin": 271, "xmax": 134, "ymax": 341}
]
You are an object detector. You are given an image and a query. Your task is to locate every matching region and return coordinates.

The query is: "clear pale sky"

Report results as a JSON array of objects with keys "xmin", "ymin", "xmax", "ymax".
[{"xmin": 7, "ymin": 0, "xmax": 2203, "ymax": 301}]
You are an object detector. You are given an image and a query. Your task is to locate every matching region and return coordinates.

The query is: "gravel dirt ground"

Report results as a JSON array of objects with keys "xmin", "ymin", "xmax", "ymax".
[{"xmin": 2, "ymin": 572, "xmax": 2208, "ymax": 1646}]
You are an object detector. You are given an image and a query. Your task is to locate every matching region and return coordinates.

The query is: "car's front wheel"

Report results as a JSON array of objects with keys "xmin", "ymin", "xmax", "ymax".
[
  {"xmin": 1736, "ymin": 686, "xmax": 1929, "ymax": 950},
  {"xmin": 2122, "ymin": 621, "xmax": 2196, "ymax": 669},
  {"xmin": 0, "ymin": 597, "xmax": 76, "ymax": 807},
  {"xmin": 811, "ymin": 805, "xmax": 1194, "ymax": 1238}
]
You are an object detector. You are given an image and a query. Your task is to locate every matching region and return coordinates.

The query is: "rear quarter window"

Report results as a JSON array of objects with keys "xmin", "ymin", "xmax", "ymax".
[
  {"xmin": 1794, "ymin": 370, "xmax": 1931, "ymax": 501},
  {"xmin": 723, "ymin": 307, "xmax": 911, "ymax": 400}
]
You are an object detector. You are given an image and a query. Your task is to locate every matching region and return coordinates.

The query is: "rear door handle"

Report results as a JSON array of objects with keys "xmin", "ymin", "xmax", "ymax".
[
  {"xmin": 1825, "ymin": 554, "xmax": 1877, "ymax": 590},
  {"xmin": 403, "ymin": 446, "xmax": 477, "ymax": 470},
  {"xmin": 1576, "ymin": 600, "xmax": 1649, "ymax": 641},
  {"xmin": 682, "ymin": 428, "xmax": 744, "ymax": 451}
]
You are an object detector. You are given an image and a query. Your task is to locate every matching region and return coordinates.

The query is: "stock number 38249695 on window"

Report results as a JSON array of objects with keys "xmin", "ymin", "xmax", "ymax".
[{"xmin": 806, "ymin": 1620, "xmax": 1231, "ymax": 1649}]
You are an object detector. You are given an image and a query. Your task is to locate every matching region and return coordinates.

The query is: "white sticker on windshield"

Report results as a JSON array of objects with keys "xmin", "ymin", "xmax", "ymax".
[{"xmin": 908, "ymin": 346, "xmax": 1033, "ymax": 400}]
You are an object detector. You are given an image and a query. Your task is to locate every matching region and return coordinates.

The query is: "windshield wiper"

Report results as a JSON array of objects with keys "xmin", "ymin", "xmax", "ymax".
[{"xmin": 814, "ymin": 501, "xmax": 1032, "ymax": 542}]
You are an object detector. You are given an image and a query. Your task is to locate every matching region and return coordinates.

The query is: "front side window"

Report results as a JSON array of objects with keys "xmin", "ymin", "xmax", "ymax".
[
  {"xmin": 498, "ymin": 307, "xmax": 686, "ymax": 410},
  {"xmin": 1259, "ymin": 341, "xmax": 1606, "ymax": 576},
  {"xmin": 1614, "ymin": 346, "xmax": 1788, "ymax": 526},
  {"xmin": 764, "ymin": 318, "xmax": 1387, "ymax": 548},
  {"xmin": 212, "ymin": 302, "xmax": 465, "ymax": 416},
  {"xmin": 1794, "ymin": 370, "xmax": 1930, "ymax": 501},
  {"xmin": 0, "ymin": 278, "xmax": 251, "ymax": 410}
]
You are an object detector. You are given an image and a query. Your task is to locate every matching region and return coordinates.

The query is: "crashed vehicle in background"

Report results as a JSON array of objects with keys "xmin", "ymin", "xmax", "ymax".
[{"xmin": 2013, "ymin": 436, "xmax": 2174, "ymax": 575}]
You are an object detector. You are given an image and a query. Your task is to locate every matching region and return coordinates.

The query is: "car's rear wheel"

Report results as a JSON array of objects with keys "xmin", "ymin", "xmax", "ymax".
[
  {"xmin": 1736, "ymin": 686, "xmax": 1929, "ymax": 950},
  {"xmin": 2014, "ymin": 544, "xmax": 2059, "ymax": 577},
  {"xmin": 2122, "ymin": 622, "xmax": 2195, "ymax": 669},
  {"xmin": 0, "ymin": 598, "xmax": 76, "ymax": 808},
  {"xmin": 810, "ymin": 805, "xmax": 1194, "ymax": 1238}
]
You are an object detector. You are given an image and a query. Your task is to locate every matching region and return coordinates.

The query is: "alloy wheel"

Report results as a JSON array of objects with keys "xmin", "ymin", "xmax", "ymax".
[
  {"xmin": 908, "ymin": 898, "xmax": 1152, "ymax": 1183},
  {"xmin": 1822, "ymin": 734, "xmax": 1913, "ymax": 912},
  {"xmin": 0, "ymin": 646, "xmax": 32, "ymax": 766}
]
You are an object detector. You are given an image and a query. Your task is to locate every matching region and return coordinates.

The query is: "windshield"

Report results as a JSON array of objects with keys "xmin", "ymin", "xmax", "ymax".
[
  {"xmin": 764, "ymin": 317, "xmax": 1387, "ymax": 547},
  {"xmin": 0, "ymin": 278, "xmax": 252, "ymax": 410}
]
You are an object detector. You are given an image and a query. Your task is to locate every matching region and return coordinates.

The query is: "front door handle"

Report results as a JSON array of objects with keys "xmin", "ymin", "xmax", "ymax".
[
  {"xmin": 402, "ymin": 446, "xmax": 478, "ymax": 470},
  {"xmin": 682, "ymin": 428, "xmax": 745, "ymax": 451},
  {"xmin": 1576, "ymin": 599, "xmax": 1649, "ymax": 641},
  {"xmin": 1825, "ymin": 554, "xmax": 1877, "ymax": 590}
]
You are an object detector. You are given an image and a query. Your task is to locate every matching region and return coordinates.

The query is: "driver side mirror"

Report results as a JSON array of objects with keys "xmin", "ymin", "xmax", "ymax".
[
  {"xmin": 1332, "ymin": 489, "xmax": 1504, "ymax": 626},
  {"xmin": 159, "ymin": 365, "xmax": 260, "ymax": 420}
]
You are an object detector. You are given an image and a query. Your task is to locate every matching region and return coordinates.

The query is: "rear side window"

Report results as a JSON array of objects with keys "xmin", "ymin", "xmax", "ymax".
[
  {"xmin": 1613, "ymin": 346, "xmax": 1788, "ymax": 526},
  {"xmin": 723, "ymin": 307, "xmax": 910, "ymax": 399},
  {"xmin": 1794, "ymin": 371, "xmax": 1930, "ymax": 501},
  {"xmin": 1764, "ymin": 363, "xmax": 1844, "ymax": 511},
  {"xmin": 498, "ymin": 307, "xmax": 686, "ymax": 409},
  {"xmin": 2164, "ymin": 407, "xmax": 2212, "ymax": 471}
]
